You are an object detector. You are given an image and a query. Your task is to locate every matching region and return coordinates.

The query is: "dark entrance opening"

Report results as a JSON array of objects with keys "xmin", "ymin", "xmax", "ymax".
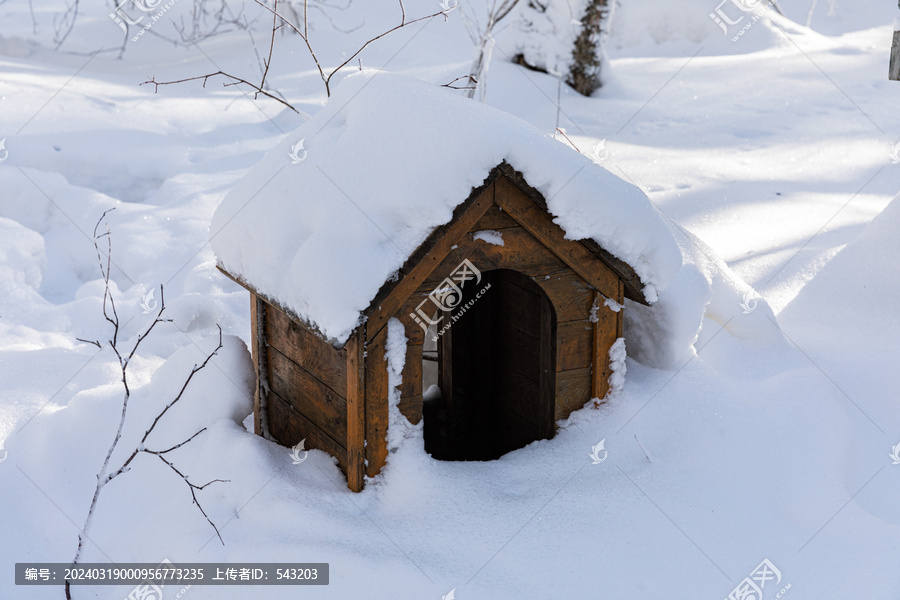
[{"xmin": 424, "ymin": 269, "xmax": 557, "ymax": 461}]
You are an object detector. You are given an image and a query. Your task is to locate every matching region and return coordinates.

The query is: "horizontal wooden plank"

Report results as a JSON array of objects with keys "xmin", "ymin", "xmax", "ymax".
[
  {"xmin": 555, "ymin": 367, "xmax": 592, "ymax": 421},
  {"xmin": 267, "ymin": 391, "xmax": 348, "ymax": 472},
  {"xmin": 556, "ymin": 320, "xmax": 594, "ymax": 371},
  {"xmin": 266, "ymin": 305, "xmax": 347, "ymax": 398},
  {"xmin": 268, "ymin": 346, "xmax": 348, "ymax": 445},
  {"xmin": 533, "ymin": 271, "xmax": 595, "ymax": 323}
]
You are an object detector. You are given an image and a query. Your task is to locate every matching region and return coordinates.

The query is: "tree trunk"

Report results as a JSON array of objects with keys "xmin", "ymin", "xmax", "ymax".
[{"xmin": 566, "ymin": 0, "xmax": 611, "ymax": 96}]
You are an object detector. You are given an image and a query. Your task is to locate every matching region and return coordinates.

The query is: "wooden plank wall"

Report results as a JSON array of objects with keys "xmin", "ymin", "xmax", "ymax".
[{"xmin": 261, "ymin": 303, "xmax": 367, "ymax": 489}]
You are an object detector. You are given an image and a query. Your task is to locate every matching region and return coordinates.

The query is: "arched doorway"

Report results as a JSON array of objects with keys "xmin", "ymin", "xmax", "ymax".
[{"xmin": 424, "ymin": 269, "xmax": 557, "ymax": 460}]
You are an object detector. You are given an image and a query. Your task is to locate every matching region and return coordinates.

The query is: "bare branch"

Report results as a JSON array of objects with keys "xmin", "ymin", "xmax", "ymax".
[
  {"xmin": 253, "ymin": 0, "xmax": 328, "ymax": 93},
  {"xmin": 258, "ymin": 0, "xmax": 280, "ymax": 92},
  {"xmin": 125, "ymin": 285, "xmax": 172, "ymax": 368},
  {"xmin": 254, "ymin": 0, "xmax": 449, "ymax": 97},
  {"xmin": 324, "ymin": 3, "xmax": 450, "ymax": 95},
  {"xmin": 139, "ymin": 325, "xmax": 224, "ymax": 447},
  {"xmin": 68, "ymin": 216, "xmax": 230, "ymax": 597},
  {"xmin": 91, "ymin": 209, "xmax": 119, "ymax": 346},
  {"xmin": 442, "ymin": 75, "xmax": 477, "ymax": 90},
  {"xmin": 148, "ymin": 428, "xmax": 208, "ymax": 455},
  {"xmin": 53, "ymin": 0, "xmax": 80, "ymax": 50},
  {"xmin": 155, "ymin": 453, "xmax": 228, "ymax": 545},
  {"xmin": 142, "ymin": 73, "xmax": 299, "ymax": 113}
]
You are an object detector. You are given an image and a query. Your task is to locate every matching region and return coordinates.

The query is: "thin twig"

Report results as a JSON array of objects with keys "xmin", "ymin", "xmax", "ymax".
[
  {"xmin": 555, "ymin": 127, "xmax": 581, "ymax": 152},
  {"xmin": 442, "ymin": 75, "xmax": 477, "ymax": 90},
  {"xmin": 155, "ymin": 453, "xmax": 229, "ymax": 544},
  {"xmin": 142, "ymin": 72, "xmax": 299, "ymax": 113},
  {"xmin": 255, "ymin": 0, "xmax": 449, "ymax": 97}
]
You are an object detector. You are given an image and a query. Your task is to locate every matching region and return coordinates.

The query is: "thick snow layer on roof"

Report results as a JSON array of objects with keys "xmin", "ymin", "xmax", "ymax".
[{"xmin": 210, "ymin": 71, "xmax": 684, "ymax": 344}]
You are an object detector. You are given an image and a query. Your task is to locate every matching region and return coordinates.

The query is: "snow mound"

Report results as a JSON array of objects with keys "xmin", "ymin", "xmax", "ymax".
[
  {"xmin": 780, "ymin": 193, "xmax": 900, "ymax": 427},
  {"xmin": 0, "ymin": 217, "xmax": 45, "ymax": 293},
  {"xmin": 626, "ymin": 217, "xmax": 779, "ymax": 369},
  {"xmin": 211, "ymin": 71, "xmax": 681, "ymax": 344},
  {"xmin": 609, "ymin": 0, "xmax": 808, "ymax": 54}
]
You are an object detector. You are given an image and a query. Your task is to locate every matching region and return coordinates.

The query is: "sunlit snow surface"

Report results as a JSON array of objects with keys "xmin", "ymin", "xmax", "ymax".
[{"xmin": 1, "ymin": 1, "xmax": 899, "ymax": 598}]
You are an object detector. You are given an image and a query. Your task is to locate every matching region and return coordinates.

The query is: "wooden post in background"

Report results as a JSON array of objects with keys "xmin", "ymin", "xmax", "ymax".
[{"xmin": 890, "ymin": 20, "xmax": 900, "ymax": 81}]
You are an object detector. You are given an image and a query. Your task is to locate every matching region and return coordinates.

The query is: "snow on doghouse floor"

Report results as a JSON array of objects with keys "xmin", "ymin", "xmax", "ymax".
[{"xmin": 1, "ymin": 0, "xmax": 900, "ymax": 598}]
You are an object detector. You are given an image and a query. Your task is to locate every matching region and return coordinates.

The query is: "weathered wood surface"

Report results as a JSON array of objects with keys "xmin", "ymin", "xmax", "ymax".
[
  {"xmin": 494, "ymin": 175, "xmax": 620, "ymax": 299},
  {"xmin": 556, "ymin": 320, "xmax": 594, "ymax": 371},
  {"xmin": 492, "ymin": 165, "xmax": 646, "ymax": 303},
  {"xmin": 538, "ymin": 286, "xmax": 557, "ymax": 439},
  {"xmin": 268, "ymin": 391, "xmax": 348, "ymax": 472},
  {"xmin": 617, "ymin": 279, "xmax": 625, "ymax": 338},
  {"xmin": 250, "ymin": 294, "xmax": 263, "ymax": 437},
  {"xmin": 534, "ymin": 271, "xmax": 595, "ymax": 323},
  {"xmin": 555, "ymin": 366, "xmax": 592, "ymax": 420},
  {"xmin": 891, "ymin": 29, "xmax": 900, "ymax": 81},
  {"xmin": 591, "ymin": 291, "xmax": 620, "ymax": 402},
  {"xmin": 398, "ymin": 394, "xmax": 423, "ymax": 425},
  {"xmin": 364, "ymin": 324, "xmax": 390, "ymax": 477},
  {"xmin": 397, "ymin": 342, "xmax": 424, "ymax": 425},
  {"xmin": 472, "ymin": 202, "xmax": 520, "ymax": 230},
  {"xmin": 266, "ymin": 306, "xmax": 347, "ymax": 398},
  {"xmin": 267, "ymin": 347, "xmax": 348, "ymax": 446},
  {"xmin": 345, "ymin": 329, "xmax": 366, "ymax": 492},
  {"xmin": 422, "ymin": 225, "xmax": 568, "ymax": 286},
  {"xmin": 398, "ymin": 294, "xmax": 430, "ymax": 346},
  {"xmin": 399, "ymin": 343, "xmax": 423, "ymax": 399}
]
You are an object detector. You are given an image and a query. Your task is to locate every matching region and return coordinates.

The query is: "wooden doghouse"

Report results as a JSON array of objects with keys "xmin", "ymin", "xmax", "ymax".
[{"xmin": 219, "ymin": 163, "xmax": 648, "ymax": 492}]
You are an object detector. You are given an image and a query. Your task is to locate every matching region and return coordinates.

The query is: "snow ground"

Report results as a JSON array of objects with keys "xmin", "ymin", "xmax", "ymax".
[{"xmin": 1, "ymin": 1, "xmax": 899, "ymax": 598}]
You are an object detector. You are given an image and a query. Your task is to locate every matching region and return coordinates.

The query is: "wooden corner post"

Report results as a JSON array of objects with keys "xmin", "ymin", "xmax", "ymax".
[{"xmin": 345, "ymin": 328, "xmax": 366, "ymax": 492}]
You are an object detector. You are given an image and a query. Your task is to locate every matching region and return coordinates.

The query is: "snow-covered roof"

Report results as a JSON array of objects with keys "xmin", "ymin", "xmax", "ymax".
[{"xmin": 210, "ymin": 71, "xmax": 682, "ymax": 345}]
